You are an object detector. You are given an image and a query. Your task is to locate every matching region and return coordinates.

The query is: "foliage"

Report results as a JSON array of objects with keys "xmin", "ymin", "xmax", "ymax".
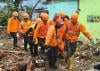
[
  {"xmin": 0, "ymin": 0, "xmax": 33, "ymax": 26},
  {"xmin": 0, "ymin": 2, "xmax": 14, "ymax": 26}
]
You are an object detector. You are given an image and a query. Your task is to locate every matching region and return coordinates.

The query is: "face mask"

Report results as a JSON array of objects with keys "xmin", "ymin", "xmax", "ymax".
[
  {"xmin": 24, "ymin": 18, "xmax": 28, "ymax": 22},
  {"xmin": 71, "ymin": 20, "xmax": 77, "ymax": 24},
  {"xmin": 14, "ymin": 16, "xmax": 18, "ymax": 19},
  {"xmin": 42, "ymin": 19, "xmax": 48, "ymax": 24}
]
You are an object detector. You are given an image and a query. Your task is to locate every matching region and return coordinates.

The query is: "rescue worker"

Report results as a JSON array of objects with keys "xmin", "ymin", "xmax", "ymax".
[
  {"xmin": 45, "ymin": 18, "xmax": 64, "ymax": 69},
  {"xmin": 57, "ymin": 12, "xmax": 69, "ymax": 58},
  {"xmin": 65, "ymin": 12, "xmax": 95, "ymax": 70},
  {"xmin": 20, "ymin": 13, "xmax": 34, "ymax": 56},
  {"xmin": 34, "ymin": 12, "xmax": 49, "ymax": 55},
  {"xmin": 47, "ymin": 13, "xmax": 64, "ymax": 59},
  {"xmin": 7, "ymin": 11, "xmax": 20, "ymax": 48},
  {"xmin": 47, "ymin": 13, "xmax": 60, "ymax": 27},
  {"xmin": 27, "ymin": 23, "xmax": 38, "ymax": 56},
  {"xmin": 60, "ymin": 11, "xmax": 69, "ymax": 21}
]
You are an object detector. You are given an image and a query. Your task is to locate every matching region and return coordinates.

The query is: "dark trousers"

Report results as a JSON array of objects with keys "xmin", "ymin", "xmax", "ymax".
[
  {"xmin": 23, "ymin": 34, "xmax": 28, "ymax": 51},
  {"xmin": 10, "ymin": 32, "xmax": 17, "ymax": 47},
  {"xmin": 38, "ymin": 37, "xmax": 45, "ymax": 54},
  {"xmin": 66, "ymin": 41, "xmax": 77, "ymax": 58},
  {"xmin": 23, "ymin": 35, "xmax": 34, "ymax": 55},
  {"xmin": 34, "ymin": 44, "xmax": 38, "ymax": 56},
  {"xmin": 47, "ymin": 46, "xmax": 58, "ymax": 68}
]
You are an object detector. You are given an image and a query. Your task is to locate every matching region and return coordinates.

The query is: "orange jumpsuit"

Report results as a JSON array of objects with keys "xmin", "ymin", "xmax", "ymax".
[
  {"xmin": 45, "ymin": 24, "xmax": 58, "ymax": 68},
  {"xmin": 57, "ymin": 18, "xmax": 68, "ymax": 53},
  {"xmin": 7, "ymin": 17, "xmax": 20, "ymax": 47},
  {"xmin": 20, "ymin": 20, "xmax": 33, "ymax": 34},
  {"xmin": 34, "ymin": 18, "xmax": 48, "ymax": 39},
  {"xmin": 65, "ymin": 21, "xmax": 93, "ymax": 42},
  {"xmin": 34, "ymin": 18, "xmax": 48, "ymax": 54},
  {"xmin": 45, "ymin": 25, "xmax": 57, "ymax": 47},
  {"xmin": 7, "ymin": 17, "xmax": 20, "ymax": 33}
]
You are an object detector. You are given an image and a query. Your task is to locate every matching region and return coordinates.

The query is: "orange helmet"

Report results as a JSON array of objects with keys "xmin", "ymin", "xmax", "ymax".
[
  {"xmin": 53, "ymin": 13, "xmax": 60, "ymax": 20},
  {"xmin": 60, "ymin": 11, "xmax": 66, "ymax": 18},
  {"xmin": 71, "ymin": 12, "xmax": 78, "ymax": 22},
  {"xmin": 40, "ymin": 12, "xmax": 43, "ymax": 17},
  {"xmin": 23, "ymin": 13, "xmax": 29, "ymax": 18},
  {"xmin": 40, "ymin": 12, "xmax": 49, "ymax": 20},
  {"xmin": 12, "ymin": 11, "xmax": 18, "ymax": 16}
]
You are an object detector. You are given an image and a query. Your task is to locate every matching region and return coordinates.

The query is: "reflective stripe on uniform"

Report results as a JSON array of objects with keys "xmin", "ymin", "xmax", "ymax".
[{"xmin": 67, "ymin": 21, "xmax": 80, "ymax": 35}]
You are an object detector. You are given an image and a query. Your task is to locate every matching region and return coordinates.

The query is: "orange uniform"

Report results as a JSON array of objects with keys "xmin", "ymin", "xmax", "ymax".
[
  {"xmin": 57, "ymin": 18, "xmax": 68, "ymax": 52},
  {"xmin": 57, "ymin": 18, "xmax": 68, "ymax": 38},
  {"xmin": 34, "ymin": 18, "xmax": 48, "ymax": 39},
  {"xmin": 65, "ymin": 12, "xmax": 93, "ymax": 42},
  {"xmin": 65, "ymin": 21, "xmax": 93, "ymax": 42},
  {"xmin": 20, "ymin": 20, "xmax": 33, "ymax": 33},
  {"xmin": 7, "ymin": 17, "xmax": 20, "ymax": 33},
  {"xmin": 34, "ymin": 13, "xmax": 49, "ymax": 55},
  {"xmin": 45, "ymin": 25, "xmax": 57, "ymax": 47},
  {"xmin": 65, "ymin": 12, "xmax": 93, "ymax": 70},
  {"xmin": 7, "ymin": 11, "xmax": 20, "ymax": 47},
  {"xmin": 47, "ymin": 20, "xmax": 56, "ymax": 26}
]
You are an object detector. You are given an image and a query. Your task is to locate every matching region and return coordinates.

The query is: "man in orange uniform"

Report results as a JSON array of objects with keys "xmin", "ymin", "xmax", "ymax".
[
  {"xmin": 57, "ymin": 12, "xmax": 69, "ymax": 58},
  {"xmin": 60, "ymin": 11, "xmax": 70, "ymax": 21},
  {"xmin": 47, "ymin": 13, "xmax": 60, "ymax": 27},
  {"xmin": 45, "ymin": 18, "xmax": 64, "ymax": 69},
  {"xmin": 34, "ymin": 12, "xmax": 49, "ymax": 55},
  {"xmin": 65, "ymin": 12, "xmax": 94, "ymax": 70},
  {"xmin": 7, "ymin": 11, "xmax": 20, "ymax": 48},
  {"xmin": 47, "ymin": 13, "xmax": 65, "ymax": 59},
  {"xmin": 20, "ymin": 12, "xmax": 35, "ymax": 55}
]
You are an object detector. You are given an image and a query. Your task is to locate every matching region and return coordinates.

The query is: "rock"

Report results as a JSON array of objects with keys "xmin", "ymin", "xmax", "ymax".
[
  {"xmin": 0, "ymin": 68, "xmax": 4, "ymax": 71},
  {"xmin": 94, "ymin": 62, "xmax": 100, "ymax": 70},
  {"xmin": 58, "ymin": 64, "xmax": 67, "ymax": 71},
  {"xmin": 0, "ymin": 51, "xmax": 7, "ymax": 59},
  {"xmin": 19, "ymin": 63, "xmax": 27, "ymax": 71},
  {"xmin": 0, "ymin": 43, "xmax": 4, "ymax": 48}
]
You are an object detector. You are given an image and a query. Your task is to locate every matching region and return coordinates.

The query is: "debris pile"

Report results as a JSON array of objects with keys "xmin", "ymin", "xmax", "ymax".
[
  {"xmin": 0, "ymin": 50, "xmax": 33, "ymax": 71},
  {"xmin": 73, "ymin": 43, "xmax": 100, "ymax": 71},
  {"xmin": 0, "ymin": 27, "xmax": 100, "ymax": 71}
]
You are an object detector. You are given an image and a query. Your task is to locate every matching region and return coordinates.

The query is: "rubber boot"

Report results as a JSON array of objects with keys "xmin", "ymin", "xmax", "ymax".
[{"xmin": 67, "ymin": 57, "xmax": 74, "ymax": 71}]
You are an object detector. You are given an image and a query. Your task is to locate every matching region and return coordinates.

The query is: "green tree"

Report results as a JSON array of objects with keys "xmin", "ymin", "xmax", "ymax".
[
  {"xmin": 0, "ymin": 0, "xmax": 24, "ymax": 11},
  {"xmin": 0, "ymin": 0, "xmax": 24, "ymax": 26},
  {"xmin": 0, "ymin": 1, "xmax": 15, "ymax": 26}
]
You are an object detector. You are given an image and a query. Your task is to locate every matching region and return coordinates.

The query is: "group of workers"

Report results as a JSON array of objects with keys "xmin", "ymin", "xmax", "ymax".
[{"xmin": 7, "ymin": 11, "xmax": 95, "ymax": 70}]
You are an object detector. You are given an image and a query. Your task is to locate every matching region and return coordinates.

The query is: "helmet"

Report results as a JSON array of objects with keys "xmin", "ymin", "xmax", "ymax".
[
  {"xmin": 56, "ymin": 19, "xmax": 64, "ymax": 28},
  {"xmin": 23, "ymin": 13, "xmax": 29, "ymax": 18},
  {"xmin": 53, "ymin": 13, "xmax": 60, "ymax": 20},
  {"xmin": 60, "ymin": 11, "xmax": 66, "ymax": 18},
  {"xmin": 40, "ymin": 12, "xmax": 49, "ymax": 20},
  {"xmin": 12, "ymin": 11, "xmax": 18, "ymax": 17},
  {"xmin": 71, "ymin": 12, "xmax": 78, "ymax": 22}
]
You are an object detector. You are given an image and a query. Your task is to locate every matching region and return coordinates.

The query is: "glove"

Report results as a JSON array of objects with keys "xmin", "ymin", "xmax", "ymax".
[
  {"xmin": 45, "ymin": 48, "xmax": 50, "ymax": 53},
  {"xmin": 34, "ymin": 38, "xmax": 38, "ymax": 44},
  {"xmin": 17, "ymin": 33, "xmax": 20, "ymax": 38},
  {"xmin": 89, "ymin": 39, "xmax": 95, "ymax": 47},
  {"xmin": 44, "ymin": 45, "xmax": 50, "ymax": 53}
]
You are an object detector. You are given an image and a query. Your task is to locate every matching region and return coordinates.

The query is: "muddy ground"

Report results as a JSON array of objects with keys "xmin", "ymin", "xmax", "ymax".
[{"xmin": 0, "ymin": 27, "xmax": 100, "ymax": 71}]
